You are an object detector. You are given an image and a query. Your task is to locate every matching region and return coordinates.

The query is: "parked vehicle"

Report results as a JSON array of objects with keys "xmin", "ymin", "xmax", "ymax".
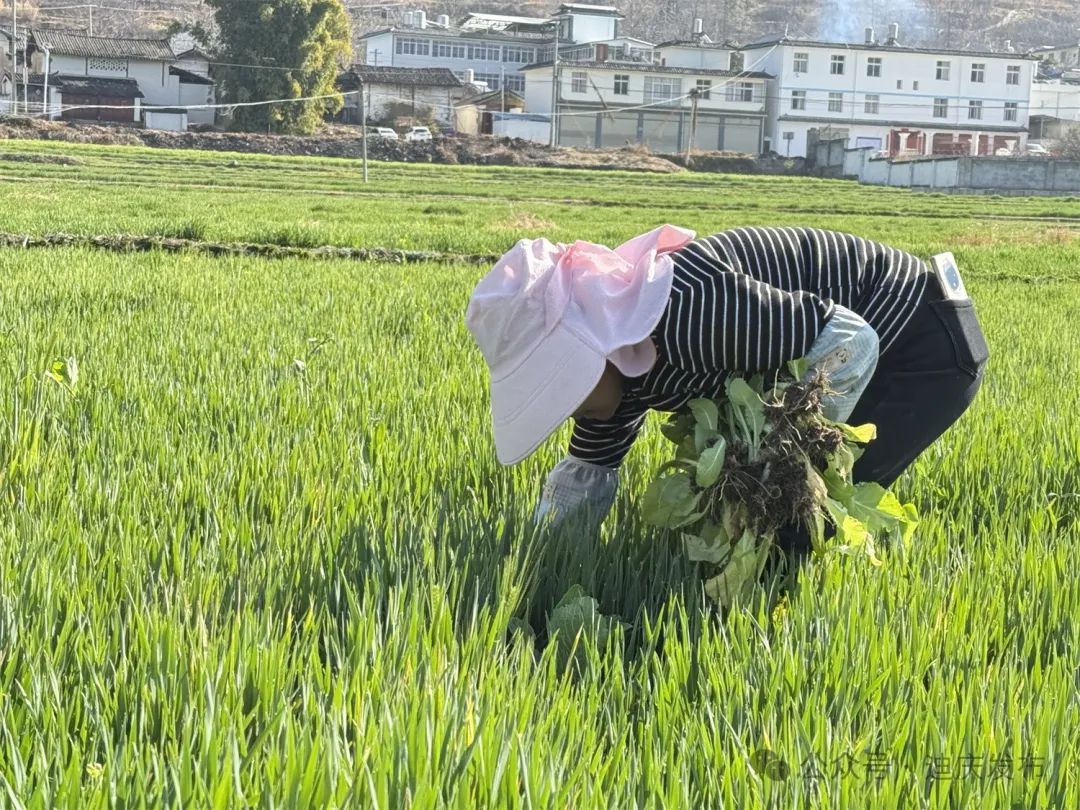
[
  {"xmin": 404, "ymin": 126, "xmax": 433, "ymax": 142},
  {"xmin": 366, "ymin": 127, "xmax": 398, "ymax": 141},
  {"xmin": 1025, "ymin": 142, "xmax": 1050, "ymax": 156}
]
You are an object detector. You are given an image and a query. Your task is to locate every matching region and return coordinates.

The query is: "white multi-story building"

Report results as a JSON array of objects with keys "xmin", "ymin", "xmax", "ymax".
[
  {"xmin": 357, "ymin": 4, "xmax": 623, "ymax": 95},
  {"xmin": 522, "ymin": 53, "xmax": 769, "ymax": 152},
  {"xmin": 742, "ymin": 25, "xmax": 1039, "ymax": 158}
]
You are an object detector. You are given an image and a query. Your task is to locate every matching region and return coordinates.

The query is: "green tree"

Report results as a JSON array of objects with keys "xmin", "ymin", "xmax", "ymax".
[{"xmin": 205, "ymin": 0, "xmax": 351, "ymax": 135}]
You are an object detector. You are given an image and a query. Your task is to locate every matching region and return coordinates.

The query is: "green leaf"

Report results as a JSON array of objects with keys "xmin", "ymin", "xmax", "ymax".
[
  {"xmin": 696, "ymin": 437, "xmax": 727, "ymax": 488},
  {"xmin": 703, "ymin": 529, "xmax": 770, "ymax": 608},
  {"xmin": 837, "ymin": 422, "xmax": 877, "ymax": 444},
  {"xmin": 726, "ymin": 377, "xmax": 764, "ymax": 416},
  {"xmin": 546, "ymin": 586, "xmax": 623, "ymax": 670},
  {"xmin": 787, "ymin": 357, "xmax": 809, "ymax": 381},
  {"xmin": 694, "ymin": 421, "xmax": 717, "ymax": 454},
  {"xmin": 688, "ymin": 398, "xmax": 719, "ymax": 431},
  {"xmin": 850, "ymin": 482, "xmax": 906, "ymax": 523},
  {"xmin": 725, "ymin": 377, "xmax": 766, "ymax": 456},
  {"xmin": 682, "ymin": 519, "xmax": 730, "ymax": 563},
  {"xmin": 829, "ymin": 443, "xmax": 857, "ymax": 482},
  {"xmin": 659, "ymin": 412, "xmax": 694, "ymax": 445},
  {"xmin": 641, "ymin": 472, "xmax": 700, "ymax": 528}
]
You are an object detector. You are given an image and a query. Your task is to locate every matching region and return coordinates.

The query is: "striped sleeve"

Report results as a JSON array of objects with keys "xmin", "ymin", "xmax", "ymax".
[
  {"xmin": 857, "ymin": 245, "xmax": 932, "ymax": 355},
  {"xmin": 667, "ymin": 242, "xmax": 837, "ymax": 374},
  {"xmin": 568, "ymin": 402, "xmax": 649, "ymax": 469}
]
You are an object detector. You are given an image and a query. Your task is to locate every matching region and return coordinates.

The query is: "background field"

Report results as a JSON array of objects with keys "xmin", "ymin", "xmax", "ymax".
[{"xmin": 0, "ymin": 141, "xmax": 1078, "ymax": 808}]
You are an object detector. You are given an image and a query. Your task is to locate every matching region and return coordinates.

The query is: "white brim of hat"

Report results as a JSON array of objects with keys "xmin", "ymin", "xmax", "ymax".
[{"xmin": 490, "ymin": 324, "xmax": 606, "ymax": 465}]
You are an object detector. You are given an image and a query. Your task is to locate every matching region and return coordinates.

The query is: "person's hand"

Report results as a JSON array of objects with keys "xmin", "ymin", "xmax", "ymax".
[{"xmin": 801, "ymin": 305, "xmax": 879, "ymax": 422}]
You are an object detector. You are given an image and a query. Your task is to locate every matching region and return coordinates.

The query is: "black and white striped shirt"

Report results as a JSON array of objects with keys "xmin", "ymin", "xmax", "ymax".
[{"xmin": 569, "ymin": 226, "xmax": 932, "ymax": 468}]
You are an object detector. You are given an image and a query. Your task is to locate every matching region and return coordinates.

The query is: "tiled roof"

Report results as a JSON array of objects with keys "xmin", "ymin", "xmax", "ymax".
[
  {"xmin": 339, "ymin": 66, "xmax": 462, "ymax": 88},
  {"xmin": 30, "ymin": 28, "xmax": 175, "ymax": 60},
  {"xmin": 52, "ymin": 74, "xmax": 144, "ymax": 98},
  {"xmin": 521, "ymin": 60, "xmax": 771, "ymax": 79},
  {"xmin": 742, "ymin": 36, "xmax": 1040, "ymax": 61},
  {"xmin": 169, "ymin": 66, "xmax": 215, "ymax": 86}
]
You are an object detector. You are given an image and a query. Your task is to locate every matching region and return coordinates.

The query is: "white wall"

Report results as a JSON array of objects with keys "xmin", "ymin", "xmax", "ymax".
[
  {"xmin": 361, "ymin": 32, "xmax": 396, "ymax": 67},
  {"xmin": 359, "ymin": 30, "xmax": 533, "ymax": 92},
  {"xmin": 1031, "ymin": 82, "xmax": 1080, "ymax": 122},
  {"xmin": 366, "ymin": 83, "xmax": 457, "ymax": 125},
  {"xmin": 144, "ymin": 110, "xmax": 187, "ymax": 132},
  {"xmin": 492, "ymin": 112, "xmax": 550, "ymax": 142},
  {"xmin": 531, "ymin": 65, "xmax": 765, "ymax": 115},
  {"xmin": 565, "ymin": 12, "xmax": 618, "ymax": 44},
  {"xmin": 744, "ymin": 42, "xmax": 1035, "ymax": 157},
  {"xmin": 524, "ymin": 65, "xmax": 555, "ymax": 113},
  {"xmin": 179, "ymin": 82, "xmax": 215, "ymax": 126},
  {"xmin": 39, "ymin": 53, "xmax": 180, "ymax": 108},
  {"xmin": 657, "ymin": 45, "xmax": 732, "ymax": 71}
]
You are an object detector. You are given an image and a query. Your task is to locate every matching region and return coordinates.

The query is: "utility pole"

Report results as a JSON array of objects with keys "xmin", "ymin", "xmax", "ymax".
[
  {"xmin": 547, "ymin": 20, "xmax": 560, "ymax": 148},
  {"xmin": 10, "ymin": 0, "xmax": 16, "ymax": 114},
  {"xmin": 42, "ymin": 46, "xmax": 50, "ymax": 118},
  {"xmin": 685, "ymin": 87, "xmax": 700, "ymax": 164},
  {"xmin": 359, "ymin": 80, "xmax": 368, "ymax": 184}
]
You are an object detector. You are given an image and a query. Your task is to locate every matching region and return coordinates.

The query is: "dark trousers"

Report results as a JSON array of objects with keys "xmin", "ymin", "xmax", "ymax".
[{"xmin": 776, "ymin": 279, "xmax": 990, "ymax": 558}]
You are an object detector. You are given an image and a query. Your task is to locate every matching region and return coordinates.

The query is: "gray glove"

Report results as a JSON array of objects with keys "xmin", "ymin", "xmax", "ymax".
[
  {"xmin": 801, "ymin": 304, "xmax": 879, "ymax": 422},
  {"xmin": 533, "ymin": 455, "xmax": 619, "ymax": 534}
]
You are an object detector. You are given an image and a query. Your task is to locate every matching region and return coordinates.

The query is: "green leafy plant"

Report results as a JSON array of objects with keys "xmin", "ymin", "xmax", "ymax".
[{"xmin": 642, "ymin": 363, "xmax": 919, "ymax": 609}]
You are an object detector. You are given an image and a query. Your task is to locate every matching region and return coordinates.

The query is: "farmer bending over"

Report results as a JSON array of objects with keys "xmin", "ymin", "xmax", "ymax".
[{"xmin": 465, "ymin": 226, "xmax": 989, "ymax": 553}]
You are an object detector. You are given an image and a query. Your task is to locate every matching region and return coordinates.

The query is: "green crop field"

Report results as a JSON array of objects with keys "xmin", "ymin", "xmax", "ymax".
[{"xmin": 0, "ymin": 140, "xmax": 1078, "ymax": 808}]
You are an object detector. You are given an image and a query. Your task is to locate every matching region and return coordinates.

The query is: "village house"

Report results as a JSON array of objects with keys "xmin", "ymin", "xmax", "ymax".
[
  {"xmin": 337, "ymin": 65, "xmax": 464, "ymax": 128},
  {"xmin": 454, "ymin": 87, "xmax": 526, "ymax": 135},
  {"xmin": 1029, "ymin": 80, "xmax": 1080, "ymax": 142},
  {"xmin": 741, "ymin": 25, "xmax": 1039, "ymax": 158},
  {"xmin": 356, "ymin": 4, "xmax": 623, "ymax": 94},
  {"xmin": 521, "ymin": 26, "xmax": 769, "ymax": 153},
  {"xmin": 24, "ymin": 29, "xmax": 182, "ymax": 124},
  {"xmin": 1027, "ymin": 40, "xmax": 1080, "ymax": 70},
  {"xmin": 168, "ymin": 37, "xmax": 216, "ymax": 127}
]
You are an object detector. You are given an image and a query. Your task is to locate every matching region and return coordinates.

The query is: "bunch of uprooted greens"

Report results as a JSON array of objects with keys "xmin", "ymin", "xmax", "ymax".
[{"xmin": 641, "ymin": 359, "xmax": 920, "ymax": 609}]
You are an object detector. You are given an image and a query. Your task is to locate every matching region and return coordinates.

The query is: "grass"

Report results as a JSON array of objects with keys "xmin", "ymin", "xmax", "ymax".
[{"xmin": 0, "ymin": 141, "xmax": 1078, "ymax": 807}]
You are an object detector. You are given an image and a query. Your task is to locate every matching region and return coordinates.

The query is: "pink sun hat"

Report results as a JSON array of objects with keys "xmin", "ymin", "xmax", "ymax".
[{"xmin": 465, "ymin": 224, "xmax": 695, "ymax": 465}]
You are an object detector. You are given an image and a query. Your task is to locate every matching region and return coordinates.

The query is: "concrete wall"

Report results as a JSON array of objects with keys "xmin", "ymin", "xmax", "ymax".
[
  {"xmin": 843, "ymin": 150, "xmax": 1079, "ymax": 194},
  {"xmin": 960, "ymin": 158, "xmax": 1080, "ymax": 192},
  {"xmin": 179, "ymin": 82, "xmax": 215, "ymax": 126},
  {"xmin": 354, "ymin": 84, "xmax": 457, "ymax": 125},
  {"xmin": 492, "ymin": 112, "xmax": 550, "ymax": 142},
  {"xmin": 143, "ymin": 110, "xmax": 187, "ymax": 132},
  {"xmin": 554, "ymin": 106, "xmax": 763, "ymax": 152}
]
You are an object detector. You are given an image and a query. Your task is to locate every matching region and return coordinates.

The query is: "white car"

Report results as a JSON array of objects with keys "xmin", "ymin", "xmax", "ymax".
[
  {"xmin": 404, "ymin": 126, "xmax": 433, "ymax": 142},
  {"xmin": 366, "ymin": 127, "xmax": 398, "ymax": 141},
  {"xmin": 1025, "ymin": 142, "xmax": 1049, "ymax": 156}
]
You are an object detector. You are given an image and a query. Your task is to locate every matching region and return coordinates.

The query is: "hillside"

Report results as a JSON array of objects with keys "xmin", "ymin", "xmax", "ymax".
[{"xmin": 2, "ymin": 0, "xmax": 1076, "ymax": 56}]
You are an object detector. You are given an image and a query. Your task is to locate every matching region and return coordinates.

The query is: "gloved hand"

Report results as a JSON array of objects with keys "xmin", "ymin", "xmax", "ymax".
[
  {"xmin": 801, "ymin": 304, "xmax": 879, "ymax": 422},
  {"xmin": 533, "ymin": 455, "xmax": 619, "ymax": 534}
]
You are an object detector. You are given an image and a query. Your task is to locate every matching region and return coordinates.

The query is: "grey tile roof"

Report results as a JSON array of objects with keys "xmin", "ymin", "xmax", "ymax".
[
  {"xmin": 742, "ymin": 36, "xmax": 1040, "ymax": 61},
  {"xmin": 339, "ymin": 66, "xmax": 463, "ymax": 88},
  {"xmin": 521, "ymin": 60, "xmax": 771, "ymax": 79},
  {"xmin": 52, "ymin": 74, "xmax": 145, "ymax": 98},
  {"xmin": 169, "ymin": 65, "xmax": 215, "ymax": 86},
  {"xmin": 30, "ymin": 28, "xmax": 175, "ymax": 61}
]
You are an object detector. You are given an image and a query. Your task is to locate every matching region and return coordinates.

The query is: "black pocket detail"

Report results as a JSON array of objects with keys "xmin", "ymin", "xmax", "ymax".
[{"xmin": 929, "ymin": 299, "xmax": 990, "ymax": 378}]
